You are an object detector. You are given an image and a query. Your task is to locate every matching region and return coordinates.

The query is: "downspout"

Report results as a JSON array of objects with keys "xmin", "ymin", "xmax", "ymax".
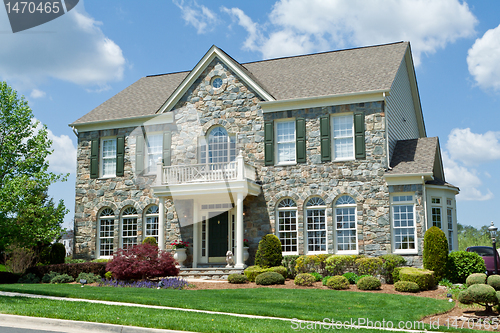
[
  {"xmin": 71, "ymin": 126, "xmax": 78, "ymax": 137},
  {"xmin": 383, "ymin": 92, "xmax": 390, "ymax": 169},
  {"xmin": 422, "ymin": 176, "xmax": 428, "ymax": 232}
]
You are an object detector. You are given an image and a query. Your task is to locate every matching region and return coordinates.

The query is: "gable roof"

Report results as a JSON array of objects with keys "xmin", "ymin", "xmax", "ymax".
[
  {"xmin": 71, "ymin": 42, "xmax": 409, "ymax": 126},
  {"xmin": 387, "ymin": 137, "xmax": 438, "ymax": 175}
]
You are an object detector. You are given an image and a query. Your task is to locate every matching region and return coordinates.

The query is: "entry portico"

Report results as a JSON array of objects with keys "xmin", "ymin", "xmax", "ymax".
[{"xmin": 152, "ymin": 152, "xmax": 260, "ymax": 268}]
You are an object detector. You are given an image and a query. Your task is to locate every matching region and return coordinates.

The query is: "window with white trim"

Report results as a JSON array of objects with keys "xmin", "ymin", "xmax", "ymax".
[
  {"xmin": 200, "ymin": 127, "xmax": 236, "ymax": 164},
  {"xmin": 431, "ymin": 198, "xmax": 442, "ymax": 229},
  {"xmin": 98, "ymin": 208, "xmax": 114, "ymax": 257},
  {"xmin": 447, "ymin": 208, "xmax": 453, "ymax": 251},
  {"xmin": 144, "ymin": 205, "xmax": 159, "ymax": 243},
  {"xmin": 277, "ymin": 198, "xmax": 297, "ymax": 253},
  {"xmin": 101, "ymin": 138, "xmax": 116, "ymax": 177},
  {"xmin": 276, "ymin": 121, "xmax": 296, "ymax": 164},
  {"xmin": 306, "ymin": 197, "xmax": 326, "ymax": 253},
  {"xmin": 121, "ymin": 207, "xmax": 138, "ymax": 249},
  {"xmin": 146, "ymin": 134, "xmax": 162, "ymax": 173},
  {"xmin": 392, "ymin": 195, "xmax": 416, "ymax": 252},
  {"xmin": 335, "ymin": 195, "xmax": 357, "ymax": 253},
  {"xmin": 332, "ymin": 115, "xmax": 354, "ymax": 160}
]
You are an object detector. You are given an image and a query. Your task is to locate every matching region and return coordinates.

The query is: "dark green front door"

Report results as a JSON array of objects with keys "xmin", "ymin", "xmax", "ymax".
[{"xmin": 208, "ymin": 211, "xmax": 228, "ymax": 258}]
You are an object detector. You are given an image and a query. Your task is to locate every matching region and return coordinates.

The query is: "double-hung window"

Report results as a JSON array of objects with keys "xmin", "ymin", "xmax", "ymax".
[
  {"xmin": 276, "ymin": 121, "xmax": 296, "ymax": 164},
  {"xmin": 121, "ymin": 207, "xmax": 138, "ymax": 249},
  {"xmin": 98, "ymin": 208, "xmax": 114, "ymax": 258},
  {"xmin": 277, "ymin": 198, "xmax": 298, "ymax": 254},
  {"xmin": 306, "ymin": 197, "xmax": 327, "ymax": 253},
  {"xmin": 392, "ymin": 195, "xmax": 416, "ymax": 253},
  {"xmin": 144, "ymin": 205, "xmax": 159, "ymax": 243},
  {"xmin": 431, "ymin": 198, "xmax": 442, "ymax": 229},
  {"xmin": 332, "ymin": 115, "xmax": 354, "ymax": 160},
  {"xmin": 146, "ymin": 134, "xmax": 162, "ymax": 173},
  {"xmin": 335, "ymin": 195, "xmax": 357, "ymax": 253},
  {"xmin": 101, "ymin": 138, "xmax": 117, "ymax": 177}
]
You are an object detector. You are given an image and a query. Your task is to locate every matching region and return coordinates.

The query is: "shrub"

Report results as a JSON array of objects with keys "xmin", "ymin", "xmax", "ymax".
[
  {"xmin": 356, "ymin": 276, "xmax": 381, "ymax": 290},
  {"xmin": 325, "ymin": 255, "xmax": 357, "ymax": 276},
  {"xmin": 105, "ymin": 271, "xmax": 113, "ymax": 279},
  {"xmin": 49, "ymin": 243, "xmax": 66, "ymax": 265},
  {"xmin": 244, "ymin": 266, "xmax": 265, "ymax": 282},
  {"xmin": 423, "ymin": 226, "xmax": 448, "ymax": 281},
  {"xmin": 228, "ymin": 274, "xmax": 248, "ymax": 284},
  {"xmin": 255, "ymin": 234, "xmax": 283, "ymax": 268},
  {"xmin": 77, "ymin": 272, "xmax": 101, "ymax": 284},
  {"xmin": 447, "ymin": 251, "xmax": 486, "ymax": 283},
  {"xmin": 343, "ymin": 272, "xmax": 358, "ymax": 284},
  {"xmin": 392, "ymin": 267, "xmax": 403, "ymax": 283},
  {"xmin": 355, "ymin": 257, "xmax": 383, "ymax": 276},
  {"xmin": 106, "ymin": 244, "xmax": 178, "ymax": 280},
  {"xmin": 265, "ymin": 266, "xmax": 288, "ymax": 279},
  {"xmin": 65, "ymin": 258, "xmax": 86, "ymax": 264},
  {"xmin": 26, "ymin": 262, "xmax": 107, "ymax": 279},
  {"xmin": 282, "ymin": 255, "xmax": 300, "ymax": 278},
  {"xmin": 295, "ymin": 254, "xmax": 332, "ymax": 274},
  {"xmin": 466, "ymin": 273, "xmax": 487, "ymax": 287},
  {"xmin": 18, "ymin": 273, "xmax": 40, "ymax": 284},
  {"xmin": 91, "ymin": 259, "xmax": 110, "ymax": 263},
  {"xmin": 51, "ymin": 274, "xmax": 74, "ymax": 284},
  {"xmin": 310, "ymin": 271, "xmax": 322, "ymax": 282},
  {"xmin": 322, "ymin": 276, "xmax": 332, "ymax": 286},
  {"xmin": 5, "ymin": 245, "xmax": 36, "ymax": 274},
  {"xmin": 380, "ymin": 254, "xmax": 406, "ymax": 284},
  {"xmin": 355, "ymin": 274, "xmax": 372, "ymax": 283},
  {"xmin": 294, "ymin": 273, "xmax": 316, "ymax": 286},
  {"xmin": 488, "ymin": 275, "xmax": 500, "ymax": 291},
  {"xmin": 255, "ymin": 271, "xmax": 285, "ymax": 285},
  {"xmin": 142, "ymin": 237, "xmax": 158, "ymax": 246},
  {"xmin": 42, "ymin": 271, "xmax": 60, "ymax": 283},
  {"xmin": 459, "ymin": 284, "xmax": 498, "ymax": 312},
  {"xmin": 0, "ymin": 272, "xmax": 21, "ymax": 284},
  {"xmin": 399, "ymin": 267, "xmax": 435, "ymax": 291},
  {"xmin": 394, "ymin": 281, "xmax": 420, "ymax": 293},
  {"xmin": 326, "ymin": 276, "xmax": 349, "ymax": 290}
]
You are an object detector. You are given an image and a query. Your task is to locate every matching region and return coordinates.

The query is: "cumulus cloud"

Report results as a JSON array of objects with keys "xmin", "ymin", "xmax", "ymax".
[
  {"xmin": 446, "ymin": 128, "xmax": 500, "ymax": 165},
  {"xmin": 223, "ymin": 0, "xmax": 477, "ymax": 63},
  {"xmin": 30, "ymin": 89, "xmax": 46, "ymax": 99},
  {"xmin": 467, "ymin": 24, "xmax": 500, "ymax": 91},
  {"xmin": 221, "ymin": 7, "xmax": 262, "ymax": 51},
  {"xmin": 174, "ymin": 0, "xmax": 218, "ymax": 34},
  {"xmin": 442, "ymin": 151, "xmax": 493, "ymax": 201},
  {"xmin": 0, "ymin": 3, "xmax": 125, "ymax": 88}
]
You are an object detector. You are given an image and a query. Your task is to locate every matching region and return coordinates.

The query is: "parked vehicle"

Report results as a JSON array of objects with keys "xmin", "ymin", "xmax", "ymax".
[{"xmin": 466, "ymin": 246, "xmax": 500, "ymax": 275}]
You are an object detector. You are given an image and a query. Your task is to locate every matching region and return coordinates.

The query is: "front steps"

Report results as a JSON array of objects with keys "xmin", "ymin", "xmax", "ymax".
[{"xmin": 179, "ymin": 267, "xmax": 244, "ymax": 280}]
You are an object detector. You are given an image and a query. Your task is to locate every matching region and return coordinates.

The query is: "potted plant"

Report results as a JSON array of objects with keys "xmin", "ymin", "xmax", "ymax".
[{"xmin": 171, "ymin": 240, "xmax": 189, "ymax": 268}]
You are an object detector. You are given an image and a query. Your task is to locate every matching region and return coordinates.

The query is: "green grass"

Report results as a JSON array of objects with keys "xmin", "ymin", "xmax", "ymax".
[
  {"xmin": 0, "ymin": 264, "xmax": 6, "ymax": 272},
  {"xmin": 0, "ymin": 283, "xmax": 453, "ymax": 324}
]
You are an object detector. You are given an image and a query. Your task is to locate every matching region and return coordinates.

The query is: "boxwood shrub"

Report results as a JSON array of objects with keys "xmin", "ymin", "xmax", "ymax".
[
  {"xmin": 326, "ymin": 276, "xmax": 349, "ymax": 290},
  {"xmin": 51, "ymin": 274, "xmax": 74, "ymax": 284},
  {"xmin": 322, "ymin": 276, "xmax": 332, "ymax": 286},
  {"xmin": 380, "ymin": 254, "xmax": 406, "ymax": 284},
  {"xmin": 356, "ymin": 276, "xmax": 381, "ymax": 290},
  {"xmin": 325, "ymin": 255, "xmax": 358, "ymax": 276},
  {"xmin": 466, "ymin": 273, "xmax": 487, "ymax": 287},
  {"xmin": 447, "ymin": 251, "xmax": 486, "ymax": 283},
  {"xmin": 255, "ymin": 271, "xmax": 285, "ymax": 285},
  {"xmin": 228, "ymin": 274, "xmax": 248, "ymax": 284},
  {"xmin": 399, "ymin": 267, "xmax": 435, "ymax": 291},
  {"xmin": 458, "ymin": 284, "xmax": 497, "ymax": 312},
  {"xmin": 394, "ymin": 281, "xmax": 420, "ymax": 293},
  {"xmin": 294, "ymin": 273, "xmax": 316, "ymax": 286},
  {"xmin": 266, "ymin": 266, "xmax": 288, "ymax": 279},
  {"xmin": 488, "ymin": 275, "xmax": 500, "ymax": 291},
  {"xmin": 244, "ymin": 266, "xmax": 264, "ymax": 282},
  {"xmin": 355, "ymin": 257, "xmax": 383, "ymax": 276}
]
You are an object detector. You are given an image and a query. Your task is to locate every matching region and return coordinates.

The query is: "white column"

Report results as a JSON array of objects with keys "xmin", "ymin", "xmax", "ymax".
[
  {"xmin": 156, "ymin": 158, "xmax": 163, "ymax": 185},
  {"xmin": 235, "ymin": 192, "xmax": 245, "ymax": 269},
  {"xmin": 237, "ymin": 150, "xmax": 244, "ymax": 181},
  {"xmin": 158, "ymin": 197, "xmax": 165, "ymax": 250},
  {"xmin": 193, "ymin": 202, "xmax": 199, "ymax": 268}
]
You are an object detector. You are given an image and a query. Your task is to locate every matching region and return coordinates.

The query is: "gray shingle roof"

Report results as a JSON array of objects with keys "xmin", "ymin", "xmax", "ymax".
[
  {"xmin": 387, "ymin": 137, "xmax": 438, "ymax": 175},
  {"xmin": 71, "ymin": 42, "xmax": 408, "ymax": 125}
]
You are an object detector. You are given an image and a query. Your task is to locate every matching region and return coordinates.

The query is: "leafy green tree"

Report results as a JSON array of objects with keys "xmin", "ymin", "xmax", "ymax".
[
  {"xmin": 457, "ymin": 223, "xmax": 499, "ymax": 251},
  {"xmin": 0, "ymin": 81, "xmax": 68, "ymax": 252}
]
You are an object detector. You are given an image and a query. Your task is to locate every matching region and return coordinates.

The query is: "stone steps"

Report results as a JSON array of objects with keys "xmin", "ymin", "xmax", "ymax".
[{"xmin": 179, "ymin": 267, "xmax": 244, "ymax": 280}]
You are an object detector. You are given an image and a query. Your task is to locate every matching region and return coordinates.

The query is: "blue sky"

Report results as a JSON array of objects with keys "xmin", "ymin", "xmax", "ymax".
[{"xmin": 1, "ymin": 0, "xmax": 499, "ymax": 230}]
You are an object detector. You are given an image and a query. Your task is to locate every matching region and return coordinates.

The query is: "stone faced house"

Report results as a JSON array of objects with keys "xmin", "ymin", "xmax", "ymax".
[{"xmin": 70, "ymin": 41, "xmax": 459, "ymax": 268}]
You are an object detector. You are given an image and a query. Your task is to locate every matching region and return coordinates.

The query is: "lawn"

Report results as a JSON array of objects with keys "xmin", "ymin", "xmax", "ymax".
[
  {"xmin": 0, "ymin": 283, "xmax": 453, "ymax": 324},
  {"xmin": 0, "ymin": 265, "xmax": 6, "ymax": 272}
]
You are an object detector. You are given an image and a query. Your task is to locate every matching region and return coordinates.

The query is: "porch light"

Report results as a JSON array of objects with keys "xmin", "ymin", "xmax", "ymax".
[{"xmin": 488, "ymin": 221, "xmax": 498, "ymax": 275}]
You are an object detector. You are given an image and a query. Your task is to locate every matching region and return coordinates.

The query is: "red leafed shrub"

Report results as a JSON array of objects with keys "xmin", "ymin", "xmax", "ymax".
[{"xmin": 106, "ymin": 244, "xmax": 179, "ymax": 280}]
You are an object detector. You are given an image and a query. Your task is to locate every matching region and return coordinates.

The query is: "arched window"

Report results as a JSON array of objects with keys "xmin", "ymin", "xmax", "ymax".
[
  {"xmin": 121, "ymin": 206, "xmax": 138, "ymax": 249},
  {"xmin": 98, "ymin": 208, "xmax": 114, "ymax": 257},
  {"xmin": 335, "ymin": 195, "xmax": 357, "ymax": 253},
  {"xmin": 306, "ymin": 197, "xmax": 326, "ymax": 253},
  {"xmin": 277, "ymin": 198, "xmax": 297, "ymax": 254},
  {"xmin": 200, "ymin": 127, "xmax": 236, "ymax": 164},
  {"xmin": 144, "ymin": 205, "xmax": 159, "ymax": 242}
]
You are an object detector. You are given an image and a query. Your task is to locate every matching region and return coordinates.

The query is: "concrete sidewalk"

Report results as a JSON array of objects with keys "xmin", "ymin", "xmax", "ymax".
[{"xmin": 0, "ymin": 314, "xmax": 197, "ymax": 333}]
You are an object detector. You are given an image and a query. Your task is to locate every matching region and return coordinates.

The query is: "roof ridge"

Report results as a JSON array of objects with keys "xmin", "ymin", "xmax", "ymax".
[{"xmin": 146, "ymin": 70, "xmax": 191, "ymax": 78}]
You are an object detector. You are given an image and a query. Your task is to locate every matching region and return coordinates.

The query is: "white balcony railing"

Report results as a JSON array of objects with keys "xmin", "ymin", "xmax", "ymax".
[{"xmin": 156, "ymin": 152, "xmax": 256, "ymax": 185}]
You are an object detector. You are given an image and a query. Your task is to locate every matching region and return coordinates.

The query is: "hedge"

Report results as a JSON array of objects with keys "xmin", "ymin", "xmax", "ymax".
[
  {"xmin": 25, "ymin": 262, "xmax": 107, "ymax": 279},
  {"xmin": 398, "ymin": 267, "xmax": 435, "ymax": 291}
]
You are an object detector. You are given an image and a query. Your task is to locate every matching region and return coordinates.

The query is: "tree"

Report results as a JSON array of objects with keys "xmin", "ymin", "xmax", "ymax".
[
  {"xmin": 0, "ymin": 81, "xmax": 68, "ymax": 252},
  {"xmin": 457, "ymin": 223, "xmax": 499, "ymax": 251}
]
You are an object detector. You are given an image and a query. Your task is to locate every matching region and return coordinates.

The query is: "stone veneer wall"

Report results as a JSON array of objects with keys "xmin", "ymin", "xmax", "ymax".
[{"xmin": 74, "ymin": 57, "xmax": 425, "ymax": 266}]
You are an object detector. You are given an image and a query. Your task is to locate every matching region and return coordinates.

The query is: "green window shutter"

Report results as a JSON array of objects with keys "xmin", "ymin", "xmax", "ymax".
[
  {"xmin": 296, "ymin": 118, "xmax": 306, "ymax": 163},
  {"xmin": 116, "ymin": 136, "xmax": 125, "ymax": 176},
  {"xmin": 90, "ymin": 138, "xmax": 99, "ymax": 179},
  {"xmin": 354, "ymin": 112, "xmax": 366, "ymax": 159},
  {"xmin": 264, "ymin": 120, "xmax": 274, "ymax": 166},
  {"xmin": 163, "ymin": 131, "xmax": 172, "ymax": 167},
  {"xmin": 136, "ymin": 135, "xmax": 144, "ymax": 174},
  {"xmin": 320, "ymin": 115, "xmax": 331, "ymax": 162}
]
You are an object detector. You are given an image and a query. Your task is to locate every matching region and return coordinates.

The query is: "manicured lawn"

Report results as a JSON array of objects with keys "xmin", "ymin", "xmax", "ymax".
[{"xmin": 0, "ymin": 283, "xmax": 453, "ymax": 324}]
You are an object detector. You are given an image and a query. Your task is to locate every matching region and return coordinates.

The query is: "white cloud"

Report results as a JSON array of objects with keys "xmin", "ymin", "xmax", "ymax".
[
  {"xmin": 467, "ymin": 24, "xmax": 500, "ymax": 91},
  {"xmin": 223, "ymin": 0, "xmax": 477, "ymax": 63},
  {"xmin": 442, "ymin": 151, "xmax": 493, "ymax": 201},
  {"xmin": 221, "ymin": 7, "xmax": 261, "ymax": 52},
  {"xmin": 446, "ymin": 128, "xmax": 500, "ymax": 165},
  {"xmin": 0, "ymin": 3, "xmax": 125, "ymax": 88},
  {"xmin": 30, "ymin": 89, "xmax": 46, "ymax": 99},
  {"xmin": 174, "ymin": 0, "xmax": 218, "ymax": 34}
]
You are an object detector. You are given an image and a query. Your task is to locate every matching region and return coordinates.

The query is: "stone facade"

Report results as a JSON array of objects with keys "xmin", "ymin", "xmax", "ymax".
[{"xmin": 73, "ymin": 57, "xmax": 425, "ymax": 266}]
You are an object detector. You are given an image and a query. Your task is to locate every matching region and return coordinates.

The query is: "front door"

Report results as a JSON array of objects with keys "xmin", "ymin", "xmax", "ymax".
[{"xmin": 208, "ymin": 211, "xmax": 228, "ymax": 261}]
